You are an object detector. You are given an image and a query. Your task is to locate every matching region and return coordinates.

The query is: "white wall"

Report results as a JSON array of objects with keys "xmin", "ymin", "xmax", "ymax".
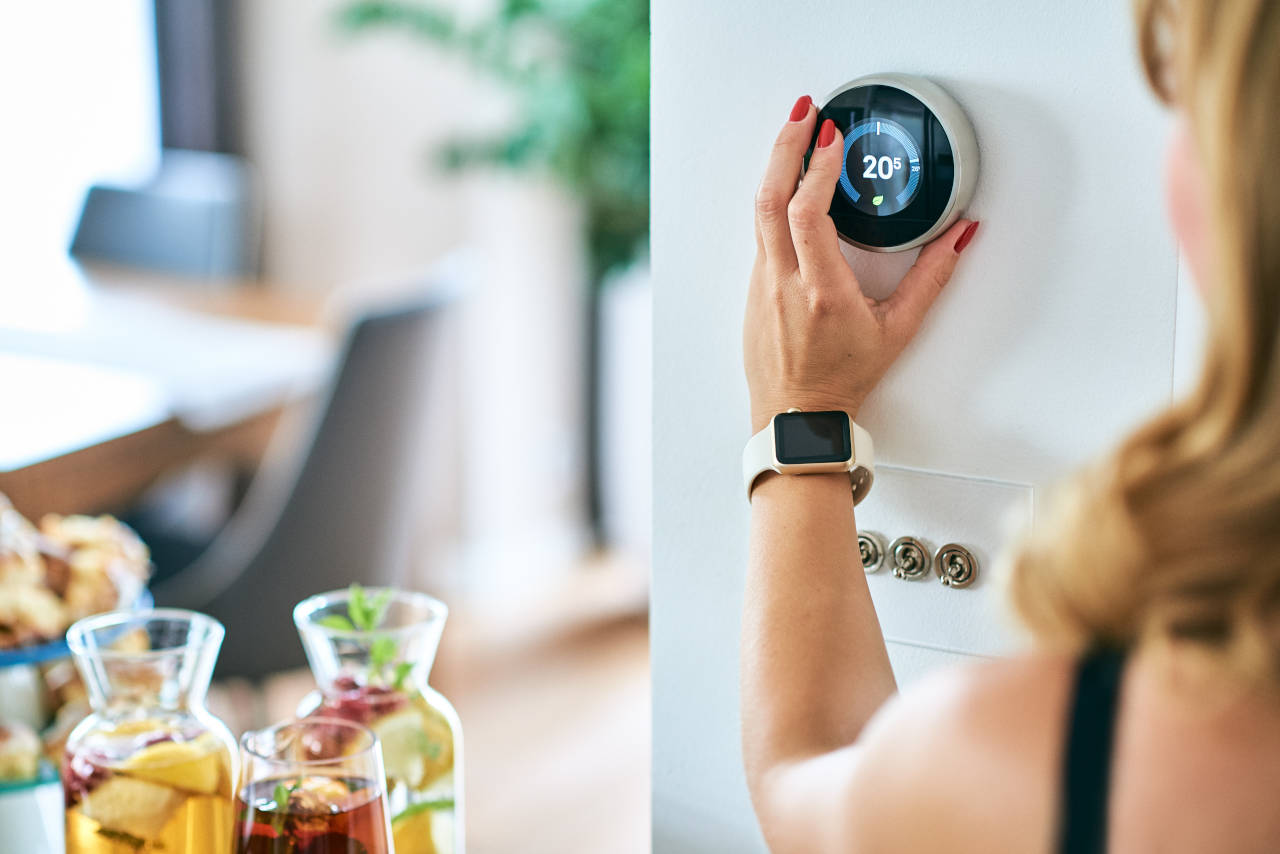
[
  {"xmin": 652, "ymin": 1, "xmax": 1182, "ymax": 850},
  {"xmin": 239, "ymin": 0, "xmax": 504, "ymax": 291}
]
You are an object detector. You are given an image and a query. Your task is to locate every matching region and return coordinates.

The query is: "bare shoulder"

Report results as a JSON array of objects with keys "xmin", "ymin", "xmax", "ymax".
[{"xmin": 846, "ymin": 653, "xmax": 1078, "ymax": 853}]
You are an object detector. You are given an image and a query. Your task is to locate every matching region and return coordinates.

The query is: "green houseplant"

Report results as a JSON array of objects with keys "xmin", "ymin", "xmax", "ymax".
[{"xmin": 338, "ymin": 0, "xmax": 650, "ymax": 285}]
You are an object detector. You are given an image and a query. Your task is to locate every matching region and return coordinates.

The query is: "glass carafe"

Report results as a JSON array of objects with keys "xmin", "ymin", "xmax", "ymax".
[
  {"xmin": 63, "ymin": 609, "xmax": 236, "ymax": 854},
  {"xmin": 294, "ymin": 588, "xmax": 464, "ymax": 854}
]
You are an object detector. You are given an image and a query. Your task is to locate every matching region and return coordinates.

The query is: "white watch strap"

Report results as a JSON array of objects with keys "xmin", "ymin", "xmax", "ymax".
[
  {"xmin": 742, "ymin": 413, "xmax": 875, "ymax": 504},
  {"xmin": 741, "ymin": 424, "xmax": 778, "ymax": 495}
]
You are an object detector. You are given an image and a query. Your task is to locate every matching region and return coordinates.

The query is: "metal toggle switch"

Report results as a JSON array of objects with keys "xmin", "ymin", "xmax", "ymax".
[
  {"xmin": 889, "ymin": 536, "xmax": 930, "ymax": 580},
  {"xmin": 934, "ymin": 543, "xmax": 978, "ymax": 588},
  {"xmin": 858, "ymin": 532, "xmax": 885, "ymax": 573}
]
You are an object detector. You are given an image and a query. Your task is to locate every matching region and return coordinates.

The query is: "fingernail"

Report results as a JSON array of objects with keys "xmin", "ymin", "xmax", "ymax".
[
  {"xmin": 817, "ymin": 119, "xmax": 836, "ymax": 148},
  {"xmin": 954, "ymin": 220, "xmax": 981, "ymax": 254},
  {"xmin": 788, "ymin": 95, "xmax": 812, "ymax": 122}
]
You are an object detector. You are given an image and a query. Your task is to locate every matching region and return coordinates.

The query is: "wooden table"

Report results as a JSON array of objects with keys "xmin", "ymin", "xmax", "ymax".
[
  {"xmin": 0, "ymin": 261, "xmax": 331, "ymax": 518},
  {"xmin": 0, "ymin": 406, "xmax": 289, "ymax": 519}
]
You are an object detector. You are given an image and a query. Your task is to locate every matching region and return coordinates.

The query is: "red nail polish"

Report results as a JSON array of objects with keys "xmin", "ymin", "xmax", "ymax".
[
  {"xmin": 954, "ymin": 220, "xmax": 980, "ymax": 254},
  {"xmin": 817, "ymin": 119, "xmax": 835, "ymax": 148},
  {"xmin": 789, "ymin": 95, "xmax": 812, "ymax": 122}
]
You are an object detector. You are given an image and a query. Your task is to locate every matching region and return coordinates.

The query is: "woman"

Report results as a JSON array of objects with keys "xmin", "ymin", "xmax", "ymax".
[{"xmin": 740, "ymin": 1, "xmax": 1280, "ymax": 851}]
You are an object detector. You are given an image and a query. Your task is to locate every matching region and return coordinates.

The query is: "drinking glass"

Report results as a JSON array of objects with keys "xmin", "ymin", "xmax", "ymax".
[
  {"xmin": 235, "ymin": 717, "xmax": 394, "ymax": 854},
  {"xmin": 63, "ymin": 609, "xmax": 237, "ymax": 854}
]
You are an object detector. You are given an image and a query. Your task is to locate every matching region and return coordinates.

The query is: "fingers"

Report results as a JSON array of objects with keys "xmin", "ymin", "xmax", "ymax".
[
  {"xmin": 754, "ymin": 95, "xmax": 817, "ymax": 272},
  {"xmin": 881, "ymin": 219, "xmax": 980, "ymax": 337},
  {"xmin": 786, "ymin": 118, "xmax": 849, "ymax": 287}
]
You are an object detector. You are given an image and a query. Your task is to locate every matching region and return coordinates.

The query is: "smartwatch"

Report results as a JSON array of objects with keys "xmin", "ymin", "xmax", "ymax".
[{"xmin": 742, "ymin": 409, "xmax": 875, "ymax": 504}]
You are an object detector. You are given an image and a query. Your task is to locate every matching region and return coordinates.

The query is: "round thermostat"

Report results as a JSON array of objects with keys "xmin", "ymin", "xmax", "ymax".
[{"xmin": 807, "ymin": 73, "xmax": 979, "ymax": 253}]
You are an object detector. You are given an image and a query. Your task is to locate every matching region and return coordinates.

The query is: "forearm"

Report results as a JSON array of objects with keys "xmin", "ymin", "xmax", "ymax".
[
  {"xmin": 740, "ymin": 471, "xmax": 896, "ymax": 791},
  {"xmin": 740, "ymin": 93, "xmax": 975, "ymax": 839}
]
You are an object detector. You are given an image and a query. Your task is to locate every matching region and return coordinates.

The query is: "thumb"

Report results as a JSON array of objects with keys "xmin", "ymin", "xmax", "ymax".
[{"xmin": 882, "ymin": 219, "xmax": 979, "ymax": 337}]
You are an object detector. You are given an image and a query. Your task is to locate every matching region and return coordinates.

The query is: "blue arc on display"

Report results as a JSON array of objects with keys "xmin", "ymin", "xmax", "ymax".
[{"xmin": 838, "ymin": 118, "xmax": 922, "ymax": 216}]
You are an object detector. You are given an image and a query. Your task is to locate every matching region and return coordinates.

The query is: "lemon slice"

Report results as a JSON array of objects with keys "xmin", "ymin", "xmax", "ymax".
[
  {"xmin": 414, "ymin": 704, "xmax": 455, "ymax": 789},
  {"xmin": 392, "ymin": 804, "xmax": 439, "ymax": 854},
  {"xmin": 371, "ymin": 708, "xmax": 428, "ymax": 788},
  {"xmin": 121, "ymin": 737, "xmax": 223, "ymax": 795},
  {"xmin": 81, "ymin": 777, "xmax": 185, "ymax": 840}
]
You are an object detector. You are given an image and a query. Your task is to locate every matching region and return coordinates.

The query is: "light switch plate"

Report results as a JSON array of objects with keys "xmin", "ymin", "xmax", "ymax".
[{"xmin": 858, "ymin": 465, "xmax": 1033, "ymax": 656}]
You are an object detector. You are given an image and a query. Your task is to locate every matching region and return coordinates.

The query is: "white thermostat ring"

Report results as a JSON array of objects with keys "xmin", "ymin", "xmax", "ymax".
[{"xmin": 808, "ymin": 73, "xmax": 979, "ymax": 253}]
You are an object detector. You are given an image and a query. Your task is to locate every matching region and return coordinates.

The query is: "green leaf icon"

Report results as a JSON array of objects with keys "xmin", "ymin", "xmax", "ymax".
[{"xmin": 872, "ymin": 194, "xmax": 884, "ymax": 207}]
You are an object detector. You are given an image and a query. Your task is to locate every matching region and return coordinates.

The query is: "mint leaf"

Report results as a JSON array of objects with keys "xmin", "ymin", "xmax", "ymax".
[
  {"xmin": 392, "ymin": 799, "xmax": 455, "ymax": 824},
  {"xmin": 96, "ymin": 828, "xmax": 145, "ymax": 849},
  {"xmin": 366, "ymin": 588, "xmax": 393, "ymax": 629},
  {"xmin": 392, "ymin": 661, "xmax": 414, "ymax": 690},
  {"xmin": 369, "ymin": 636, "xmax": 398, "ymax": 671},
  {"xmin": 411, "ymin": 729, "xmax": 442, "ymax": 759},
  {"xmin": 270, "ymin": 782, "xmax": 292, "ymax": 833},
  {"xmin": 317, "ymin": 614, "xmax": 355, "ymax": 631},
  {"xmin": 349, "ymin": 583, "xmax": 372, "ymax": 630},
  {"xmin": 348, "ymin": 584, "xmax": 393, "ymax": 631},
  {"xmin": 347, "ymin": 582, "xmax": 395, "ymax": 634}
]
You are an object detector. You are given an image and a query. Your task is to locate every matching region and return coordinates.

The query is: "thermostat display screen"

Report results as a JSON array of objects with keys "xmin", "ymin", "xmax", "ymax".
[
  {"xmin": 840, "ymin": 118, "xmax": 922, "ymax": 216},
  {"xmin": 810, "ymin": 81, "xmax": 957, "ymax": 250},
  {"xmin": 773, "ymin": 411, "xmax": 852, "ymax": 465}
]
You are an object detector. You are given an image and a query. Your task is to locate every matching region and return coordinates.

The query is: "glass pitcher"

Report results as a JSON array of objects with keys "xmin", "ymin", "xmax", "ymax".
[
  {"xmin": 63, "ymin": 609, "xmax": 236, "ymax": 854},
  {"xmin": 294, "ymin": 587, "xmax": 463, "ymax": 854}
]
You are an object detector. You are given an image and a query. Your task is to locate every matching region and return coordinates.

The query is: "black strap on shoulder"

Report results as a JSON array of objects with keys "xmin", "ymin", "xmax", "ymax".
[{"xmin": 1059, "ymin": 648, "xmax": 1127, "ymax": 854}]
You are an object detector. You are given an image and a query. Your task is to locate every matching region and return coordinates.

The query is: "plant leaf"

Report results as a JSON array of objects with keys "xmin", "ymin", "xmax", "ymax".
[
  {"xmin": 270, "ymin": 782, "xmax": 292, "ymax": 833},
  {"xmin": 348, "ymin": 583, "xmax": 393, "ymax": 631},
  {"xmin": 349, "ymin": 583, "xmax": 371, "ymax": 630},
  {"xmin": 370, "ymin": 636, "xmax": 398, "ymax": 671},
  {"xmin": 392, "ymin": 661, "xmax": 414, "ymax": 690},
  {"xmin": 317, "ymin": 614, "xmax": 355, "ymax": 631},
  {"xmin": 338, "ymin": 0, "xmax": 651, "ymax": 285},
  {"xmin": 392, "ymin": 798, "xmax": 456, "ymax": 824},
  {"xmin": 414, "ymin": 729, "xmax": 442, "ymax": 759},
  {"xmin": 366, "ymin": 588, "xmax": 393, "ymax": 629},
  {"xmin": 95, "ymin": 829, "xmax": 145, "ymax": 850}
]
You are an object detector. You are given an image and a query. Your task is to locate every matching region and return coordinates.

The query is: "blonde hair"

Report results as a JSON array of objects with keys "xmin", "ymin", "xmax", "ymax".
[{"xmin": 1006, "ymin": 0, "xmax": 1280, "ymax": 679}]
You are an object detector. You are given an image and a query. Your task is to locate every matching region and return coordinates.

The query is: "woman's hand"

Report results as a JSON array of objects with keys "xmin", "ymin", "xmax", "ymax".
[{"xmin": 744, "ymin": 95, "xmax": 980, "ymax": 432}]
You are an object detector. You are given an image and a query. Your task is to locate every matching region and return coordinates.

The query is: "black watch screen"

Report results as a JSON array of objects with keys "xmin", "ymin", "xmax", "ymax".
[{"xmin": 773, "ymin": 411, "xmax": 852, "ymax": 465}]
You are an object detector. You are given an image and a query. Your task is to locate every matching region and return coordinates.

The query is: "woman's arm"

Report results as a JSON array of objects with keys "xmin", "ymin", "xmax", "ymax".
[
  {"xmin": 742, "ymin": 473, "xmax": 895, "ymax": 847},
  {"xmin": 740, "ymin": 95, "xmax": 979, "ymax": 852}
]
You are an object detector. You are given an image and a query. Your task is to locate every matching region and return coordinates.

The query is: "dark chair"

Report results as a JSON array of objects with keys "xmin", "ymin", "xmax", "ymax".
[
  {"xmin": 151, "ymin": 287, "xmax": 455, "ymax": 678},
  {"xmin": 70, "ymin": 149, "xmax": 258, "ymax": 278}
]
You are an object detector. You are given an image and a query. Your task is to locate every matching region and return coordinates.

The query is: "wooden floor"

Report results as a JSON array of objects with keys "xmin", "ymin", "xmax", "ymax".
[{"xmin": 208, "ymin": 563, "xmax": 651, "ymax": 854}]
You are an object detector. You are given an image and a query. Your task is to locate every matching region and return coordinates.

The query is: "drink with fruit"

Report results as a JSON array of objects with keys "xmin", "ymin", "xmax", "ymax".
[
  {"xmin": 63, "ymin": 610, "xmax": 237, "ymax": 853},
  {"xmin": 294, "ymin": 587, "xmax": 462, "ymax": 854},
  {"xmin": 235, "ymin": 719, "xmax": 393, "ymax": 854}
]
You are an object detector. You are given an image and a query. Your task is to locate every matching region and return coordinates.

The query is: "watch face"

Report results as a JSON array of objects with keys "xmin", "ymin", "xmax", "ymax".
[{"xmin": 773, "ymin": 411, "xmax": 852, "ymax": 465}]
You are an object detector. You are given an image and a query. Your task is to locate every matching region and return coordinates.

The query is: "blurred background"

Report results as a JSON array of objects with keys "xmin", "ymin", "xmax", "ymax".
[{"xmin": 0, "ymin": 1, "xmax": 649, "ymax": 850}]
